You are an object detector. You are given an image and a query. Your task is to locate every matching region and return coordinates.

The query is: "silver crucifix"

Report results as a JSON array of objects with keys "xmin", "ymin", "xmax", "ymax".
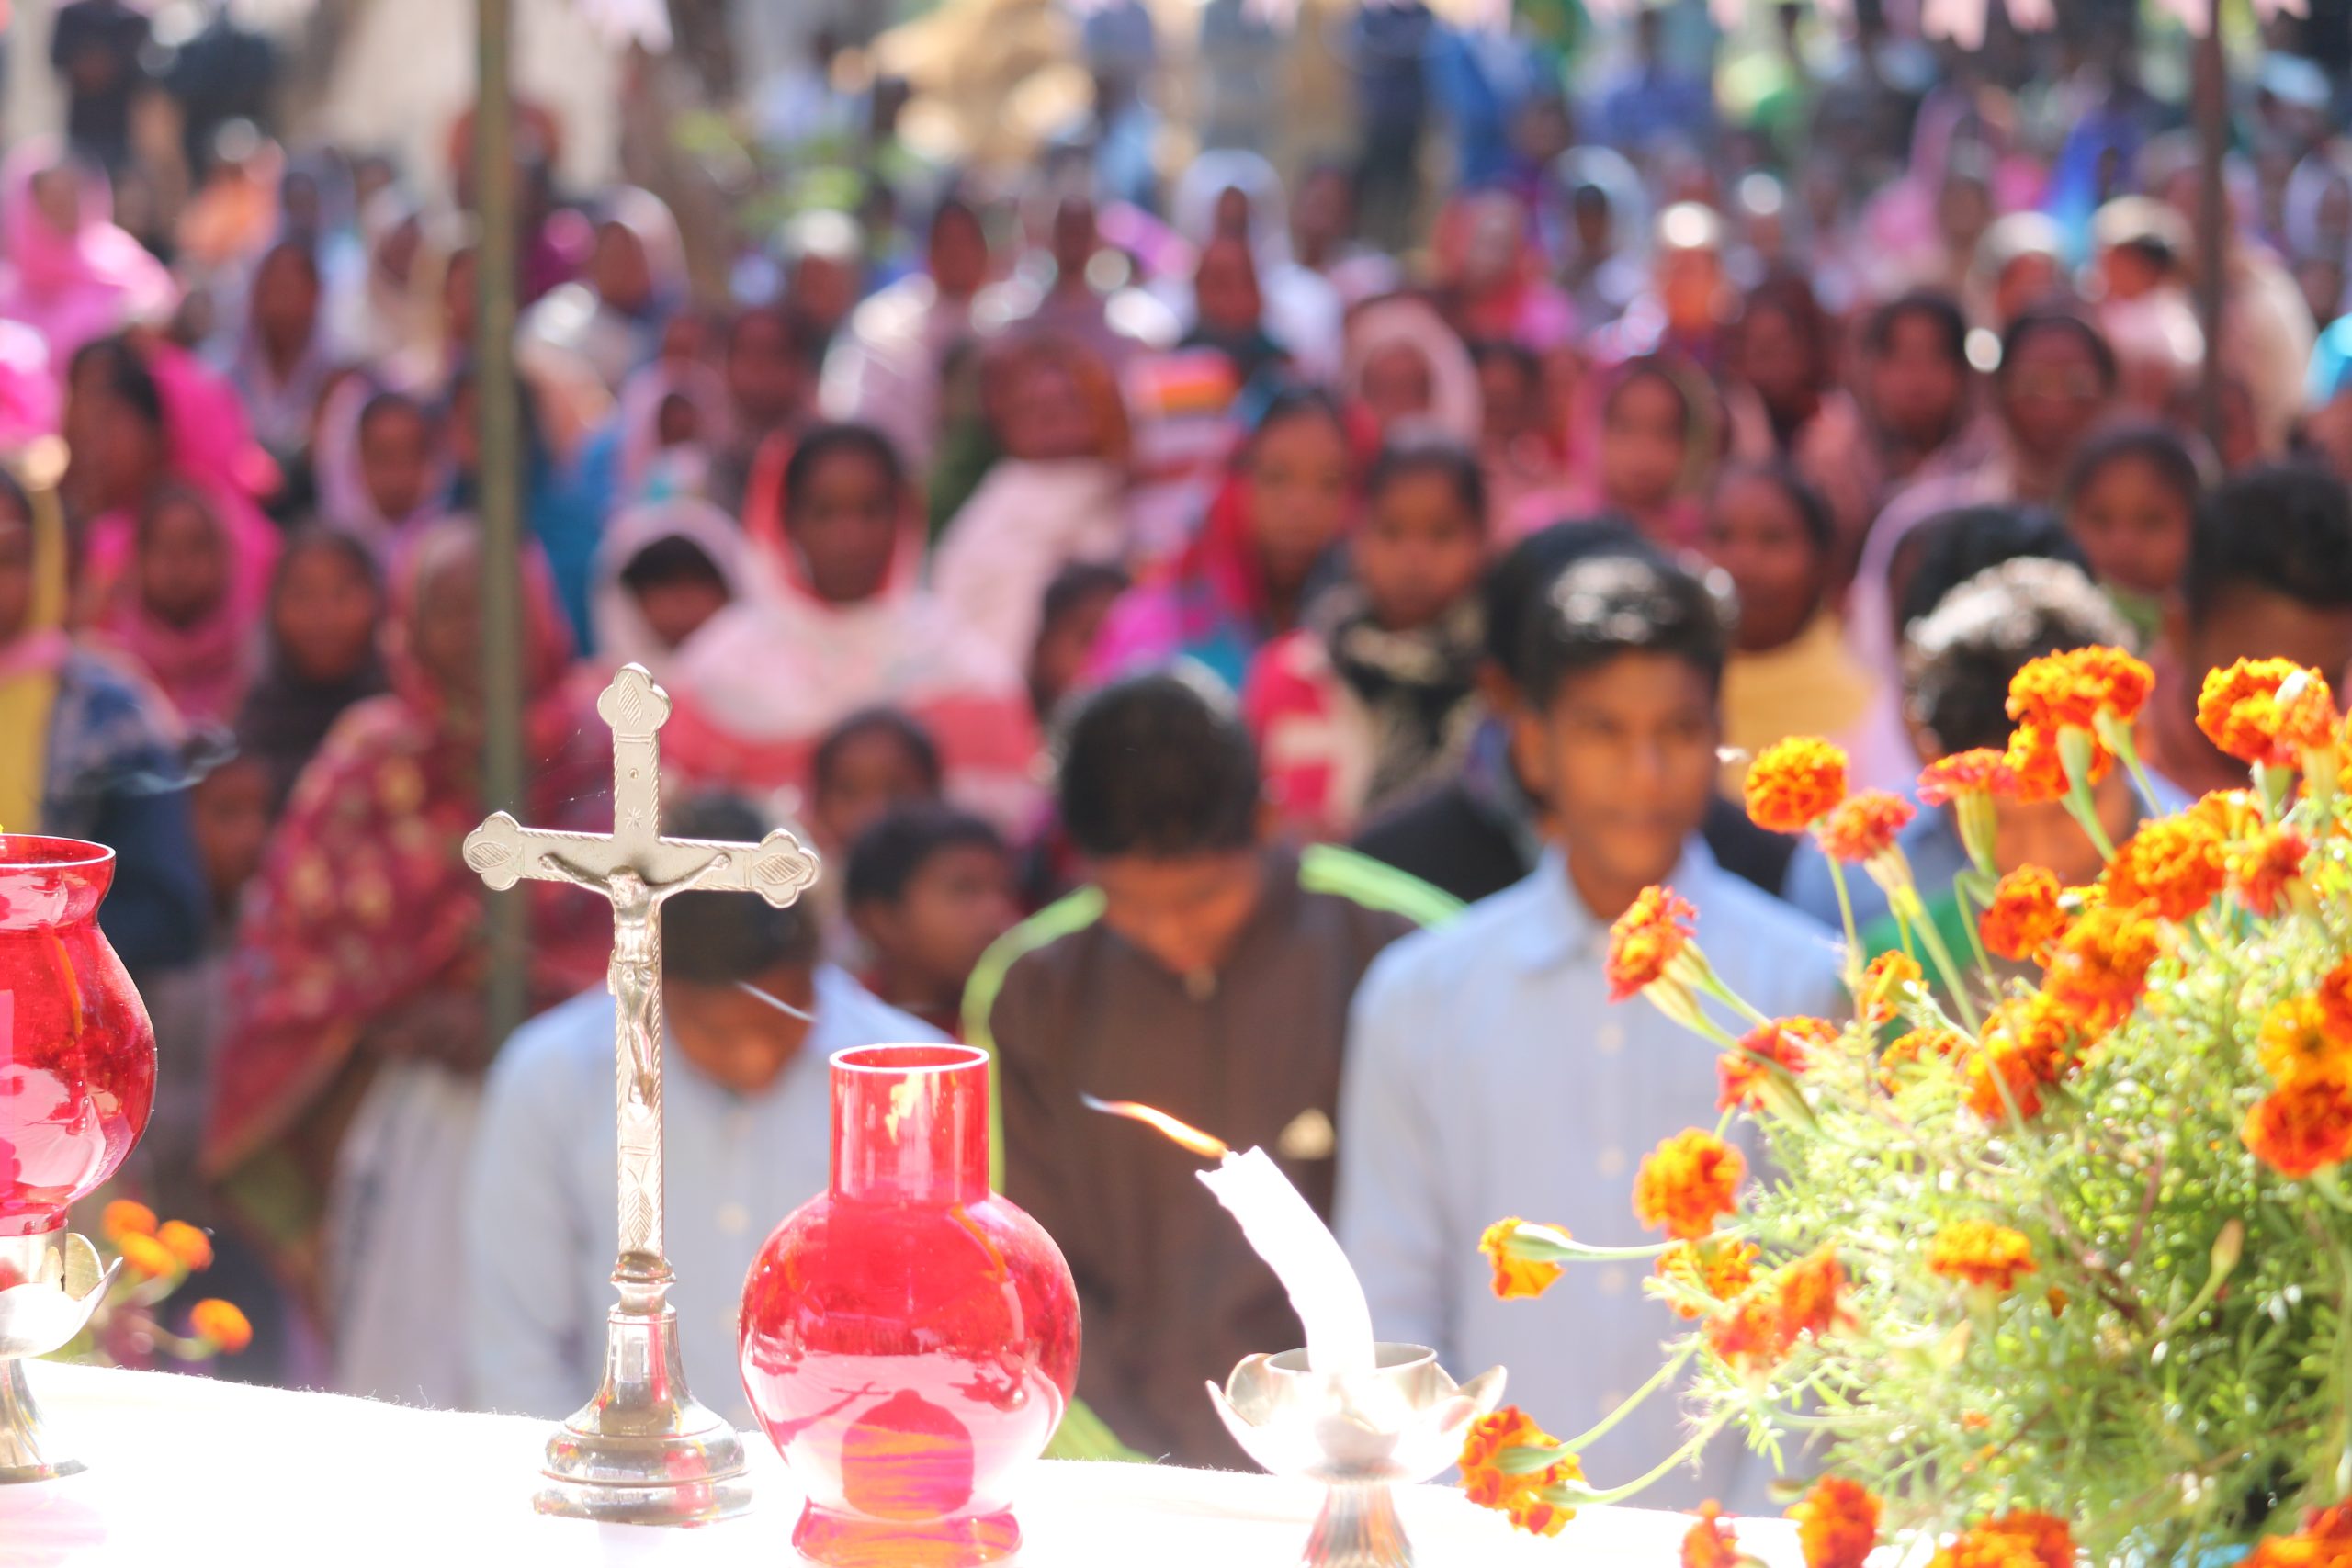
[{"xmin": 463, "ymin": 663, "xmax": 818, "ymax": 1525}]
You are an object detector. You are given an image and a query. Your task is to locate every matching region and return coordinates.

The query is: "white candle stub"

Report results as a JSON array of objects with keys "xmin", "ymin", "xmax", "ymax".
[{"xmin": 1198, "ymin": 1146, "xmax": 1376, "ymax": 1376}]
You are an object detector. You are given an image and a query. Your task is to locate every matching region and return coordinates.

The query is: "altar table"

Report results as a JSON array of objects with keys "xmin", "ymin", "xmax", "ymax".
[{"xmin": 0, "ymin": 1362, "xmax": 1802, "ymax": 1565}]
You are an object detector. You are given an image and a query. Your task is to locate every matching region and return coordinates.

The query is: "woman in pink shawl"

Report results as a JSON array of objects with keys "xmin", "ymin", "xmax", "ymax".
[
  {"xmin": 663, "ymin": 423, "xmax": 1040, "ymax": 830},
  {"xmin": 1506, "ymin": 355, "xmax": 1724, "ymax": 547},
  {"xmin": 0, "ymin": 139, "xmax": 177, "ymax": 365},
  {"xmin": 92, "ymin": 479, "xmax": 266, "ymax": 727}
]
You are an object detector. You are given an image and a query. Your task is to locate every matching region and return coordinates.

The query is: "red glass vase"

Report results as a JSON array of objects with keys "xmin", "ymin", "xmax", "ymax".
[
  {"xmin": 0, "ymin": 838, "xmax": 156, "ymax": 1249},
  {"xmin": 740, "ymin": 1043, "xmax": 1080, "ymax": 1567}
]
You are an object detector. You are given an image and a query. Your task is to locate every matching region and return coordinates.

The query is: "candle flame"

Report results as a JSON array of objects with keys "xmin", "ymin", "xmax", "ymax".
[{"xmin": 1080, "ymin": 1094, "xmax": 1232, "ymax": 1160}]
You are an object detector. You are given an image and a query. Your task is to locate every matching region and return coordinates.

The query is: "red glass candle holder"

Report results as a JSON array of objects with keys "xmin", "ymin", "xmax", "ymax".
[
  {"xmin": 0, "ymin": 837, "xmax": 156, "ymax": 1246},
  {"xmin": 740, "ymin": 1043, "xmax": 1080, "ymax": 1567}
]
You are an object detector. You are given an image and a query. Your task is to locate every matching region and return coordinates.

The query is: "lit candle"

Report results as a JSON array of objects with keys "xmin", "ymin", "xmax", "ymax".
[{"xmin": 1084, "ymin": 1097, "xmax": 1375, "ymax": 1376}]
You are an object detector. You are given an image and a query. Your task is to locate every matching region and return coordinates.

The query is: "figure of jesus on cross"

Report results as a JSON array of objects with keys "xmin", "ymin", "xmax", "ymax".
[{"xmin": 463, "ymin": 663, "xmax": 818, "ymax": 1525}]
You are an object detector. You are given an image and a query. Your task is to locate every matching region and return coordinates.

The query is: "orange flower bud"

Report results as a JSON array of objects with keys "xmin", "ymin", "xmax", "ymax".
[
  {"xmin": 1745, "ymin": 738, "xmax": 1849, "ymax": 833},
  {"xmin": 1928, "ymin": 1220, "xmax": 2039, "ymax": 1295},
  {"xmin": 1478, "ymin": 1218, "xmax": 1565, "ymax": 1301},
  {"xmin": 100, "ymin": 1200, "xmax": 157, "ymax": 1242},
  {"xmin": 1787, "ymin": 1477, "xmax": 1881, "ymax": 1568},
  {"xmin": 1979, "ymin": 866, "xmax": 2066, "ymax": 962},
  {"xmin": 116, "ymin": 1233, "xmax": 176, "ymax": 1279},
  {"xmin": 156, "ymin": 1221, "xmax": 212, "ymax": 1272},
  {"xmin": 1815, "ymin": 790, "xmax": 1916, "ymax": 863},
  {"xmin": 188, "ymin": 1298, "xmax": 254, "ymax": 1355},
  {"xmin": 1606, "ymin": 885, "xmax": 1697, "ymax": 1002},
  {"xmin": 1634, "ymin": 1130, "xmax": 1745, "ymax": 1240}
]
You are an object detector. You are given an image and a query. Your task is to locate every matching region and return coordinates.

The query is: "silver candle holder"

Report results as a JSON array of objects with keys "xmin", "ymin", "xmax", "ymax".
[
  {"xmin": 1207, "ymin": 1343, "xmax": 1505, "ymax": 1568},
  {"xmin": 0, "ymin": 1227, "xmax": 120, "ymax": 1482}
]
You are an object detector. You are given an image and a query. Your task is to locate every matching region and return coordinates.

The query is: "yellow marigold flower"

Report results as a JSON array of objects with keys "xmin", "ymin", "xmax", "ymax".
[
  {"xmin": 2007, "ymin": 645, "xmax": 2154, "ymax": 733},
  {"xmin": 1683, "ymin": 1502, "xmax": 1742, "ymax": 1568},
  {"xmin": 1459, "ymin": 1406, "xmax": 1580, "ymax": 1538},
  {"xmin": 1787, "ymin": 1477, "xmax": 1882, "ymax": 1568},
  {"xmin": 116, "ymin": 1233, "xmax": 177, "ymax": 1279},
  {"xmin": 155, "ymin": 1220, "xmax": 212, "ymax": 1272},
  {"xmin": 2000, "ymin": 721, "xmax": 2112, "ymax": 805},
  {"xmin": 188, "ymin": 1298, "xmax": 254, "ymax": 1354},
  {"xmin": 2198, "ymin": 658, "xmax": 2340, "ymax": 767},
  {"xmin": 2041, "ymin": 902, "xmax": 2165, "ymax": 1036},
  {"xmin": 2318, "ymin": 959, "xmax": 2352, "ymax": 1045},
  {"xmin": 1745, "ymin": 737, "xmax": 1849, "ymax": 833},
  {"xmin": 1718, "ymin": 1017, "xmax": 1836, "ymax": 1112},
  {"xmin": 1657, "ymin": 1238, "xmax": 1760, "ymax": 1319},
  {"xmin": 2233, "ymin": 826, "xmax": 2312, "ymax": 918},
  {"xmin": 1859, "ymin": 951, "xmax": 1923, "ymax": 1026},
  {"xmin": 1880, "ymin": 1025, "xmax": 1967, "ymax": 1089},
  {"xmin": 1979, "ymin": 865, "xmax": 2067, "ymax": 962},
  {"xmin": 2260, "ymin": 996, "xmax": 2352, "ymax": 1089},
  {"xmin": 1815, "ymin": 790, "xmax": 1916, "ymax": 863},
  {"xmin": 100, "ymin": 1200, "xmax": 157, "ymax": 1242},
  {"xmin": 1606, "ymin": 885, "xmax": 1696, "ymax": 1002},
  {"xmin": 1634, "ymin": 1130, "xmax": 1745, "ymax": 1240},
  {"xmin": 1917, "ymin": 748, "xmax": 2015, "ymax": 806},
  {"xmin": 2244, "ymin": 1079, "xmax": 2352, "ymax": 1179},
  {"xmin": 2106, "ymin": 816, "xmax": 2227, "ymax": 923},
  {"xmin": 1928, "ymin": 1220, "xmax": 2039, "ymax": 1294},
  {"xmin": 1479, "ymin": 1218, "xmax": 1565, "ymax": 1301}
]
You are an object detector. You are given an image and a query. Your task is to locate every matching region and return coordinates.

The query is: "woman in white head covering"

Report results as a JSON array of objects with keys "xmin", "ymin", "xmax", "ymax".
[
  {"xmin": 1342, "ymin": 297, "xmax": 1483, "ymax": 446},
  {"xmin": 588, "ymin": 496, "xmax": 750, "ymax": 681},
  {"xmin": 1158, "ymin": 152, "xmax": 1345, "ymax": 382}
]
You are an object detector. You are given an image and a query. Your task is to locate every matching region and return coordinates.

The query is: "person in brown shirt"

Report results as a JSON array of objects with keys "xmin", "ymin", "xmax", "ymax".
[{"xmin": 968, "ymin": 671, "xmax": 1455, "ymax": 1466}]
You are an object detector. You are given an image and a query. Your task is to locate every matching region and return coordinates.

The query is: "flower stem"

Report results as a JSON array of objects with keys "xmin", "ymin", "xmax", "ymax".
[
  {"xmin": 1557, "ymin": 1414, "xmax": 1730, "ymax": 1507},
  {"xmin": 1555, "ymin": 1341, "xmax": 1702, "ymax": 1454}
]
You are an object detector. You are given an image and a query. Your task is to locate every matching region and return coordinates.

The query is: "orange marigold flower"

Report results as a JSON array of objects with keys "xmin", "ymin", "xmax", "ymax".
[
  {"xmin": 1999, "ymin": 722, "xmax": 2113, "ymax": 805},
  {"xmin": 1775, "ymin": 1247, "xmax": 1850, "ymax": 1343},
  {"xmin": 2198, "ymin": 659, "xmax": 2340, "ymax": 767},
  {"xmin": 2240, "ymin": 1509, "xmax": 2352, "ymax": 1568},
  {"xmin": 2007, "ymin": 645, "xmax": 2155, "ymax": 733},
  {"xmin": 116, "ymin": 1233, "xmax": 176, "ymax": 1279},
  {"xmin": 1657, "ymin": 1238, "xmax": 1761, "ymax": 1318},
  {"xmin": 1479, "ymin": 1218, "xmax": 1566, "ymax": 1301},
  {"xmin": 1683, "ymin": 1502, "xmax": 1742, "ymax": 1568},
  {"xmin": 2192, "ymin": 787, "xmax": 2262, "ymax": 838},
  {"xmin": 1634, "ymin": 1130, "xmax": 1745, "ymax": 1239},
  {"xmin": 1928, "ymin": 1220, "xmax": 2039, "ymax": 1294},
  {"xmin": 1880, "ymin": 1025, "xmax": 1967, "ymax": 1089},
  {"xmin": 1460, "ymin": 1406, "xmax": 1581, "ymax": 1538},
  {"xmin": 188, "ymin": 1298, "xmax": 254, "ymax": 1354},
  {"xmin": 2233, "ymin": 826, "xmax": 2312, "ymax": 919},
  {"xmin": 1860, "ymin": 951, "xmax": 1924, "ymax": 1026},
  {"xmin": 2245, "ymin": 1079, "xmax": 2352, "ymax": 1179},
  {"xmin": 2260, "ymin": 996, "xmax": 2352, "ymax": 1089},
  {"xmin": 2106, "ymin": 817, "xmax": 2227, "ymax": 923},
  {"xmin": 2323, "ymin": 960, "xmax": 2352, "ymax": 1046},
  {"xmin": 1704, "ymin": 1285, "xmax": 1791, "ymax": 1372},
  {"xmin": 1931, "ymin": 1529, "xmax": 2054, "ymax": 1568},
  {"xmin": 1964, "ymin": 993, "xmax": 2080, "ymax": 1121},
  {"xmin": 1917, "ymin": 748, "xmax": 2015, "ymax": 806},
  {"xmin": 1719, "ymin": 1017, "xmax": 1837, "ymax": 1111},
  {"xmin": 100, "ymin": 1200, "xmax": 157, "ymax": 1242},
  {"xmin": 2041, "ymin": 903, "xmax": 2165, "ymax": 1036},
  {"xmin": 1607, "ymin": 885, "xmax": 1697, "ymax": 1002},
  {"xmin": 1975, "ymin": 1512, "xmax": 2076, "ymax": 1568},
  {"xmin": 1979, "ymin": 865, "xmax": 2067, "ymax": 962},
  {"xmin": 1788, "ymin": 1477, "xmax": 1882, "ymax": 1568},
  {"xmin": 1746, "ymin": 737, "xmax": 1849, "ymax": 833},
  {"xmin": 1815, "ymin": 790, "xmax": 1917, "ymax": 863},
  {"xmin": 155, "ymin": 1220, "xmax": 212, "ymax": 1271}
]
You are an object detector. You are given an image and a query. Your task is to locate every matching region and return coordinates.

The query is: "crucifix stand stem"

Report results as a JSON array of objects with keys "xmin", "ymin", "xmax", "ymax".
[{"xmin": 465, "ymin": 665, "xmax": 820, "ymax": 1525}]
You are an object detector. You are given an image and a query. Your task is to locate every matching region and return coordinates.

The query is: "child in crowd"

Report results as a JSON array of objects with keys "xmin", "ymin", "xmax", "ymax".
[
  {"xmin": 1245, "ymin": 434, "xmax": 1489, "ymax": 842},
  {"xmin": 2146, "ymin": 464, "xmax": 2352, "ymax": 796},
  {"xmin": 972, "ymin": 672, "xmax": 1454, "ymax": 1467},
  {"xmin": 1516, "ymin": 355, "xmax": 1716, "ymax": 546},
  {"xmin": 2059, "ymin": 423, "xmax": 2203, "ymax": 639},
  {"xmin": 585, "ymin": 497, "xmax": 745, "ymax": 682},
  {"xmin": 1028, "ymin": 560, "xmax": 1129, "ymax": 725},
  {"xmin": 667, "ymin": 423, "xmax": 1039, "ymax": 829},
  {"xmin": 233, "ymin": 528, "xmax": 386, "ymax": 812},
  {"xmin": 104, "ymin": 480, "xmax": 262, "ymax": 726},
  {"xmin": 1336, "ymin": 547, "xmax": 1840, "ymax": 1511},
  {"xmin": 466, "ymin": 795, "xmax": 939, "ymax": 1427},
  {"xmin": 847, "ymin": 805, "xmax": 1020, "ymax": 1038},
  {"xmin": 800, "ymin": 705, "xmax": 947, "ymax": 964},
  {"xmin": 345, "ymin": 389, "xmax": 443, "ymax": 548},
  {"xmin": 1706, "ymin": 462, "xmax": 1875, "ymax": 794}
]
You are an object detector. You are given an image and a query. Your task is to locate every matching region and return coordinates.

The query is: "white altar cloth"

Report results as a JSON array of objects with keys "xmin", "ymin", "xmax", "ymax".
[{"xmin": 0, "ymin": 1362, "xmax": 1802, "ymax": 1565}]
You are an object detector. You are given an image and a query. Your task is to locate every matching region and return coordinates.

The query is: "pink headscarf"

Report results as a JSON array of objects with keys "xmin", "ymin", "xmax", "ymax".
[
  {"xmin": 94, "ymin": 481, "xmax": 267, "ymax": 728},
  {"xmin": 0, "ymin": 139, "xmax": 177, "ymax": 366}
]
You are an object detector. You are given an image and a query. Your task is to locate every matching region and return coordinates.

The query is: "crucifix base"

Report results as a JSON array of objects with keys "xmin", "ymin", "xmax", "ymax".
[{"xmin": 534, "ymin": 1267, "xmax": 752, "ymax": 1527}]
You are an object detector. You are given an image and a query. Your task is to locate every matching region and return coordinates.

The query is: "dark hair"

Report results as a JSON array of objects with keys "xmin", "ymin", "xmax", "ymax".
[
  {"xmin": 1481, "ymin": 517, "xmax": 1652, "ymax": 680},
  {"xmin": 928, "ymin": 192, "xmax": 982, "ymax": 243},
  {"xmin": 2187, "ymin": 462, "xmax": 2352, "ymax": 627},
  {"xmin": 2062, "ymin": 423, "xmax": 2203, "ymax": 512},
  {"xmin": 1893, "ymin": 505, "xmax": 2086, "ymax": 638},
  {"xmin": 1996, "ymin": 308, "xmax": 2119, "ymax": 391},
  {"xmin": 1605, "ymin": 358, "xmax": 1690, "ymax": 423},
  {"xmin": 356, "ymin": 388, "xmax": 428, "ymax": 444},
  {"xmin": 1242, "ymin": 385, "xmax": 1351, "ymax": 466},
  {"xmin": 1742, "ymin": 272, "xmax": 1831, "ymax": 370},
  {"xmin": 1714, "ymin": 461, "xmax": 1835, "ymax": 557},
  {"xmin": 1861, "ymin": 290, "xmax": 1969, "ymax": 367},
  {"xmin": 783, "ymin": 423, "xmax": 904, "ymax": 515},
  {"xmin": 1040, "ymin": 559, "xmax": 1130, "ymax": 634},
  {"xmin": 136, "ymin": 479, "xmax": 222, "ymax": 549},
  {"xmin": 1469, "ymin": 338, "xmax": 1541, "ymax": 384},
  {"xmin": 661, "ymin": 795, "xmax": 820, "ymax": 981},
  {"xmin": 254, "ymin": 236, "xmax": 322, "ymax": 292},
  {"xmin": 69, "ymin": 335, "xmax": 164, "ymax": 434},
  {"xmin": 1904, "ymin": 558, "xmax": 2132, "ymax": 753},
  {"xmin": 1058, "ymin": 672, "xmax": 1261, "ymax": 859},
  {"xmin": 844, "ymin": 804, "xmax": 1006, "ymax": 909},
  {"xmin": 810, "ymin": 705, "xmax": 944, "ymax": 798},
  {"xmin": 618, "ymin": 534, "xmax": 727, "ymax": 597},
  {"xmin": 727, "ymin": 301, "xmax": 812, "ymax": 366},
  {"xmin": 1521, "ymin": 549, "xmax": 1730, "ymax": 711},
  {"xmin": 1366, "ymin": 433, "xmax": 1487, "ymax": 525},
  {"xmin": 272, "ymin": 525, "xmax": 379, "ymax": 603}
]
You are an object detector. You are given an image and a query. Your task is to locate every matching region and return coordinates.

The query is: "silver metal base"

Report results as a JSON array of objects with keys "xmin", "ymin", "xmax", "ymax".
[
  {"xmin": 0, "ymin": 1226, "xmax": 115, "ymax": 1485},
  {"xmin": 533, "ymin": 1283, "xmax": 752, "ymax": 1526},
  {"xmin": 0, "ymin": 1359, "xmax": 82, "ymax": 1483},
  {"xmin": 1305, "ymin": 1483, "xmax": 1412, "ymax": 1568}
]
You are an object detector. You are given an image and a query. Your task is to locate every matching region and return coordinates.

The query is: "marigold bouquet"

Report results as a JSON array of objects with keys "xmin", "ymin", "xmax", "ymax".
[{"xmin": 1463, "ymin": 650, "xmax": 2352, "ymax": 1564}]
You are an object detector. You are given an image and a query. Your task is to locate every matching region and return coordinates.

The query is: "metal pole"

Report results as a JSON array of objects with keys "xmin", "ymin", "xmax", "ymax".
[
  {"xmin": 2194, "ymin": 0, "xmax": 2228, "ymax": 456},
  {"xmin": 476, "ymin": 0, "xmax": 529, "ymax": 1046}
]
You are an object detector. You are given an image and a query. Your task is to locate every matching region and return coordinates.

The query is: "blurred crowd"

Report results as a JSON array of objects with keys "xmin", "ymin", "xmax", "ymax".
[{"xmin": 14, "ymin": 0, "xmax": 2352, "ymax": 1490}]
